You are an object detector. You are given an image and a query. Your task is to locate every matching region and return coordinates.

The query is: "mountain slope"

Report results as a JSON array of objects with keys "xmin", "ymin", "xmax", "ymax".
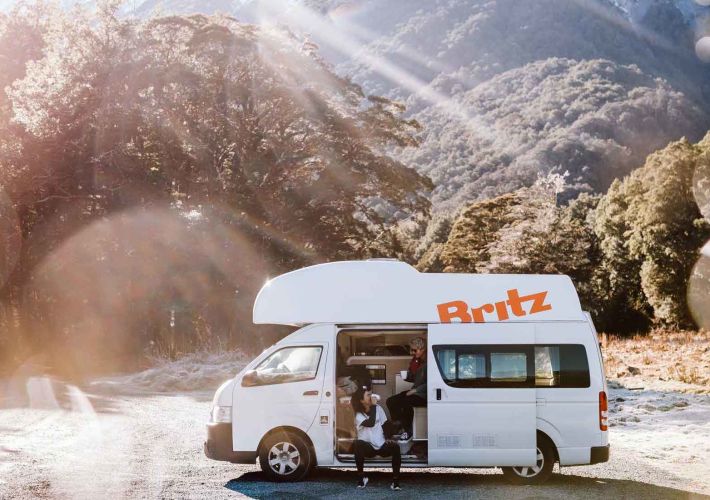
[
  {"xmin": 6, "ymin": 0, "xmax": 708, "ymax": 212},
  {"xmin": 316, "ymin": 0, "xmax": 710, "ymax": 210},
  {"xmin": 399, "ymin": 58, "xmax": 707, "ymax": 210}
]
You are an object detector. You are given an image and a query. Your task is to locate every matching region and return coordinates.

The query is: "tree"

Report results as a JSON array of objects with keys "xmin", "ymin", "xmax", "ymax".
[
  {"xmin": 438, "ymin": 193, "xmax": 521, "ymax": 273},
  {"xmin": 594, "ymin": 136, "xmax": 710, "ymax": 329},
  {"xmin": 0, "ymin": 4, "xmax": 432, "ymax": 373},
  {"xmin": 436, "ymin": 174, "xmax": 607, "ymax": 326}
]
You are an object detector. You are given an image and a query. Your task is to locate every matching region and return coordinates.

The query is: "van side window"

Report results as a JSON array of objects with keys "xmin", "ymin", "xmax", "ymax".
[
  {"xmin": 535, "ymin": 345, "xmax": 590, "ymax": 388},
  {"xmin": 433, "ymin": 345, "xmax": 534, "ymax": 388},
  {"xmin": 433, "ymin": 344, "xmax": 590, "ymax": 388},
  {"xmin": 490, "ymin": 352, "xmax": 527, "ymax": 382},
  {"xmin": 458, "ymin": 353, "xmax": 486, "ymax": 381},
  {"xmin": 244, "ymin": 346, "xmax": 323, "ymax": 386}
]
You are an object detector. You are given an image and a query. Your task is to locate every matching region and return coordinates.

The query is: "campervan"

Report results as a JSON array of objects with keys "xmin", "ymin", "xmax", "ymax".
[{"xmin": 204, "ymin": 260, "xmax": 609, "ymax": 484}]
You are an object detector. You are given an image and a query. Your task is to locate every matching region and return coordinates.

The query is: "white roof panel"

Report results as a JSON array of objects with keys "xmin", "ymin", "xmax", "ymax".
[{"xmin": 253, "ymin": 260, "xmax": 584, "ymax": 326}]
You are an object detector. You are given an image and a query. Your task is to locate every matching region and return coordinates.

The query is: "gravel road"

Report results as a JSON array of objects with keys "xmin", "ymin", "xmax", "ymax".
[{"xmin": 0, "ymin": 379, "xmax": 708, "ymax": 499}]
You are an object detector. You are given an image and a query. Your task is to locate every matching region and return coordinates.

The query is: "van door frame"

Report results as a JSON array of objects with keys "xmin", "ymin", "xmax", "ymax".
[{"xmin": 333, "ymin": 325, "xmax": 427, "ymax": 462}]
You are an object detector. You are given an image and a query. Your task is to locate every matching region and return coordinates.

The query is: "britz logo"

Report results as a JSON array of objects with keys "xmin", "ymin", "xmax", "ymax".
[{"xmin": 436, "ymin": 289, "xmax": 552, "ymax": 323}]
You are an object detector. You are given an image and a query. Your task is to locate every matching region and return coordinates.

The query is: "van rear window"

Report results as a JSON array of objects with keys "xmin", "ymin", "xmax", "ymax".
[
  {"xmin": 535, "ymin": 345, "xmax": 590, "ymax": 388},
  {"xmin": 434, "ymin": 344, "xmax": 590, "ymax": 389}
]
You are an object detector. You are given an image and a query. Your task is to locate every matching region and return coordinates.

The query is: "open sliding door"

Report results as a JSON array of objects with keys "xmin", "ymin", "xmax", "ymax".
[{"xmin": 427, "ymin": 323, "xmax": 537, "ymax": 467}]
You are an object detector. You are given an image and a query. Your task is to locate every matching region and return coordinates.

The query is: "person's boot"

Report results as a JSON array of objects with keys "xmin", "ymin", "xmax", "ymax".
[
  {"xmin": 357, "ymin": 476, "xmax": 369, "ymax": 488},
  {"xmin": 390, "ymin": 479, "xmax": 401, "ymax": 490}
]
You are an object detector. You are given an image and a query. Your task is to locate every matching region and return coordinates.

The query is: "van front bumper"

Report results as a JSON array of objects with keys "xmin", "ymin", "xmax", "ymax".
[
  {"xmin": 204, "ymin": 422, "xmax": 257, "ymax": 464},
  {"xmin": 590, "ymin": 444, "xmax": 610, "ymax": 464}
]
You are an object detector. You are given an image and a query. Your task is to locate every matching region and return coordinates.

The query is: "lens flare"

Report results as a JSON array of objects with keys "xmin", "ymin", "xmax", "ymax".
[
  {"xmin": 27, "ymin": 207, "xmax": 274, "ymax": 376},
  {"xmin": 693, "ymin": 155, "xmax": 710, "ymax": 220},
  {"xmin": 696, "ymin": 37, "xmax": 710, "ymax": 62},
  {"xmin": 688, "ymin": 241, "xmax": 710, "ymax": 330}
]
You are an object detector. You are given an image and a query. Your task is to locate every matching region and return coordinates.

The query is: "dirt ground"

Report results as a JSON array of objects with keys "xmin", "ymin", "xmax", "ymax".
[{"xmin": 0, "ymin": 382, "xmax": 708, "ymax": 499}]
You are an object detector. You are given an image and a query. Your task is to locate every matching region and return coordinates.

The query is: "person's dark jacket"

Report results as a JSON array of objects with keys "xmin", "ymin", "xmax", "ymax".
[{"xmin": 405, "ymin": 360, "xmax": 427, "ymax": 399}]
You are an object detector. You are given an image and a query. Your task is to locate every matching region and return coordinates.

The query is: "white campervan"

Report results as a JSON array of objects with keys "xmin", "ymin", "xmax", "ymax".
[{"xmin": 204, "ymin": 260, "xmax": 609, "ymax": 484}]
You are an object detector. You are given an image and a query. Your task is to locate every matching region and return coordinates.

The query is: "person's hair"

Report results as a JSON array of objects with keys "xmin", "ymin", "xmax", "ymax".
[
  {"xmin": 351, "ymin": 387, "xmax": 367, "ymax": 416},
  {"xmin": 410, "ymin": 337, "xmax": 426, "ymax": 350}
]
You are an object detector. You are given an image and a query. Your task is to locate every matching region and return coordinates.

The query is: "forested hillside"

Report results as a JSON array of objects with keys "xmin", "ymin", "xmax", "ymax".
[
  {"xmin": 430, "ymin": 137, "xmax": 710, "ymax": 332},
  {"xmin": 193, "ymin": 0, "xmax": 710, "ymax": 211},
  {"xmin": 399, "ymin": 58, "xmax": 705, "ymax": 209},
  {"xmin": 0, "ymin": 0, "xmax": 709, "ymax": 376},
  {"xmin": 0, "ymin": 4, "xmax": 431, "ymax": 373},
  {"xmin": 16, "ymin": 0, "xmax": 706, "ymax": 212}
]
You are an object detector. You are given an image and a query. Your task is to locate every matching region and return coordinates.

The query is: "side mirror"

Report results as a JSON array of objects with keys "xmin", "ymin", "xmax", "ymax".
[{"xmin": 241, "ymin": 370, "xmax": 260, "ymax": 387}]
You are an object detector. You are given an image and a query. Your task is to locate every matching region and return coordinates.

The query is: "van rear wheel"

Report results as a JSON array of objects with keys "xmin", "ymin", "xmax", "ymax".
[
  {"xmin": 259, "ymin": 430, "xmax": 313, "ymax": 482},
  {"xmin": 501, "ymin": 437, "xmax": 555, "ymax": 485}
]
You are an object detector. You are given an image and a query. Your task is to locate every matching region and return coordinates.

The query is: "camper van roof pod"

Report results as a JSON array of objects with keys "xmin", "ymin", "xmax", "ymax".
[{"xmin": 252, "ymin": 260, "xmax": 585, "ymax": 326}]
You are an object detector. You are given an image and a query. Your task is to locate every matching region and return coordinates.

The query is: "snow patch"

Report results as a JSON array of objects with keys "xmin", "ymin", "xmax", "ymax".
[
  {"xmin": 93, "ymin": 350, "xmax": 250, "ymax": 393},
  {"xmin": 609, "ymin": 383, "xmax": 710, "ymax": 489}
]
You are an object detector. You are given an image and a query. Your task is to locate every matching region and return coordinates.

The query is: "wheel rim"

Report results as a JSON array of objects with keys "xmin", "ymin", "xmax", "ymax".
[
  {"xmin": 512, "ymin": 447, "xmax": 544, "ymax": 478},
  {"xmin": 267, "ymin": 441, "xmax": 301, "ymax": 475}
]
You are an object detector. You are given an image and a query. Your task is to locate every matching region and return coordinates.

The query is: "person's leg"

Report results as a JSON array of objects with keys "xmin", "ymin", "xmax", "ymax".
[
  {"xmin": 386, "ymin": 392, "xmax": 406, "ymax": 424},
  {"xmin": 410, "ymin": 394, "xmax": 427, "ymax": 407},
  {"xmin": 390, "ymin": 443, "xmax": 401, "ymax": 480},
  {"xmin": 401, "ymin": 394, "xmax": 427, "ymax": 435},
  {"xmin": 398, "ymin": 398, "xmax": 414, "ymax": 436},
  {"xmin": 377, "ymin": 442, "xmax": 402, "ymax": 488},
  {"xmin": 353, "ymin": 440, "xmax": 375, "ymax": 474},
  {"xmin": 353, "ymin": 440, "xmax": 375, "ymax": 486}
]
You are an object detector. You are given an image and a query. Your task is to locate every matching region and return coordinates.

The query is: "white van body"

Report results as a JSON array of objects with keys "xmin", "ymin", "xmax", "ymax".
[{"xmin": 205, "ymin": 260, "xmax": 609, "ymax": 483}]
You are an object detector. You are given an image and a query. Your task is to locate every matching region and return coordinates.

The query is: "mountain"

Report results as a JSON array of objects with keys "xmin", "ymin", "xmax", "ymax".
[
  {"xmin": 4, "ymin": 0, "xmax": 710, "ymax": 212},
  {"xmin": 310, "ymin": 0, "xmax": 710, "ymax": 210},
  {"xmin": 399, "ymin": 58, "xmax": 706, "ymax": 210}
]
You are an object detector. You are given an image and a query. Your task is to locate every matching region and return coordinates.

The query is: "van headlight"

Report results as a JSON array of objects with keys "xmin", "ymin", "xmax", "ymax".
[{"xmin": 211, "ymin": 406, "xmax": 232, "ymax": 423}]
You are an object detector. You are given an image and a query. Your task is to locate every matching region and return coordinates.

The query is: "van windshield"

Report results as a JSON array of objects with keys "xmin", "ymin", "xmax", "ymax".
[{"xmin": 245, "ymin": 346, "xmax": 323, "ymax": 386}]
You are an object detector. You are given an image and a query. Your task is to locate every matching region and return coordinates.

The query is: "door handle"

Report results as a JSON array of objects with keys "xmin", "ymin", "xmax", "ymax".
[
  {"xmin": 436, "ymin": 388, "xmax": 442, "ymax": 401},
  {"xmin": 303, "ymin": 390, "xmax": 319, "ymax": 396}
]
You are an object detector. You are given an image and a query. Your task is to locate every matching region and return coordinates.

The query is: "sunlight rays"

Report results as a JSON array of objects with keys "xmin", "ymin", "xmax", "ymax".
[
  {"xmin": 323, "ymin": 3, "xmax": 455, "ymax": 77},
  {"xmin": 567, "ymin": 0, "xmax": 697, "ymax": 59},
  {"xmin": 253, "ymin": 0, "xmax": 499, "ymax": 144}
]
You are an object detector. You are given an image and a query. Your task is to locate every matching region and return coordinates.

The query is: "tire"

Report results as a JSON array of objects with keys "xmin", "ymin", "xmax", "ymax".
[
  {"xmin": 501, "ymin": 436, "xmax": 555, "ymax": 485},
  {"xmin": 258, "ymin": 430, "xmax": 313, "ymax": 482}
]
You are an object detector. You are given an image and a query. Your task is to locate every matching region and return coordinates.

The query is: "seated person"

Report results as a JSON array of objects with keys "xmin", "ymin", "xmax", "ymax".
[
  {"xmin": 351, "ymin": 388, "xmax": 401, "ymax": 490},
  {"xmin": 386, "ymin": 337, "xmax": 427, "ymax": 440}
]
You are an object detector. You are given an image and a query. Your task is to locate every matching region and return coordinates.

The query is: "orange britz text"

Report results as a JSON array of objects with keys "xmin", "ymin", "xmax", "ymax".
[{"xmin": 436, "ymin": 289, "xmax": 552, "ymax": 323}]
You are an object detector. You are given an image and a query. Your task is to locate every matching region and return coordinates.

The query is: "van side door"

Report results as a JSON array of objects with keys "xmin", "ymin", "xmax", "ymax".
[
  {"xmin": 427, "ymin": 323, "xmax": 537, "ymax": 467},
  {"xmin": 232, "ymin": 342, "xmax": 328, "ymax": 454}
]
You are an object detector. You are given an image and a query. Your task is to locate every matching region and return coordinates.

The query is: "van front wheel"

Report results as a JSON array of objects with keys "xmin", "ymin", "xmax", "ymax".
[
  {"xmin": 259, "ymin": 431, "xmax": 313, "ymax": 482},
  {"xmin": 501, "ymin": 438, "xmax": 555, "ymax": 485}
]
